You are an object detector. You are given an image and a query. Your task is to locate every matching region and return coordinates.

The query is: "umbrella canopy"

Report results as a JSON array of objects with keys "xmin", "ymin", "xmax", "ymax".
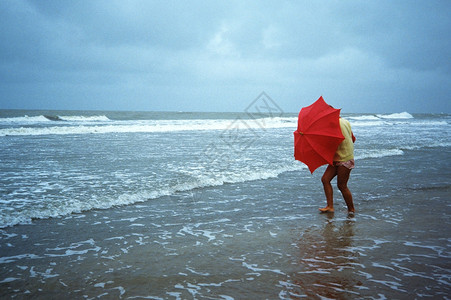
[{"xmin": 294, "ymin": 96, "xmax": 345, "ymax": 173}]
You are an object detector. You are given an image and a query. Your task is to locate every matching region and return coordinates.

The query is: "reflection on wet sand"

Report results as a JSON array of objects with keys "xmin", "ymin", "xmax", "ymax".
[{"xmin": 293, "ymin": 215, "xmax": 362, "ymax": 299}]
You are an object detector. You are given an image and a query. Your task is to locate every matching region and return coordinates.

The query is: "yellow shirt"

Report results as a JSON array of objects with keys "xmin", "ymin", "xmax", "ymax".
[{"xmin": 334, "ymin": 118, "xmax": 355, "ymax": 162}]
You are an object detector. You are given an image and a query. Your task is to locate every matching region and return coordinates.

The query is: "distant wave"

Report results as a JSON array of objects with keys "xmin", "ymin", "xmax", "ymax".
[
  {"xmin": 355, "ymin": 148, "xmax": 404, "ymax": 160},
  {"xmin": 44, "ymin": 115, "xmax": 64, "ymax": 121},
  {"xmin": 376, "ymin": 112, "xmax": 413, "ymax": 119},
  {"xmin": 348, "ymin": 115, "xmax": 381, "ymax": 121},
  {"xmin": 0, "ymin": 112, "xmax": 419, "ymax": 125},
  {"xmin": 349, "ymin": 112, "xmax": 414, "ymax": 121},
  {"xmin": 0, "ymin": 115, "xmax": 111, "ymax": 123},
  {"xmin": 0, "ymin": 118, "xmax": 297, "ymax": 137},
  {"xmin": 0, "ymin": 115, "xmax": 51, "ymax": 123},
  {"xmin": 58, "ymin": 115, "xmax": 111, "ymax": 122},
  {"xmin": 2, "ymin": 113, "xmax": 447, "ymax": 137}
]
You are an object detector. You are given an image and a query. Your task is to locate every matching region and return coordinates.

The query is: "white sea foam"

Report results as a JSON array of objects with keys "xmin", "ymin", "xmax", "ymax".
[
  {"xmin": 0, "ymin": 118, "xmax": 296, "ymax": 137},
  {"xmin": 0, "ymin": 162, "xmax": 305, "ymax": 228},
  {"xmin": 351, "ymin": 120, "xmax": 385, "ymax": 127},
  {"xmin": 0, "ymin": 143, "xmax": 418, "ymax": 228},
  {"xmin": 0, "ymin": 115, "xmax": 50, "ymax": 123},
  {"xmin": 376, "ymin": 112, "xmax": 413, "ymax": 119},
  {"xmin": 242, "ymin": 262, "xmax": 285, "ymax": 275},
  {"xmin": 0, "ymin": 277, "xmax": 20, "ymax": 283},
  {"xmin": 355, "ymin": 149, "xmax": 404, "ymax": 160},
  {"xmin": 348, "ymin": 112, "xmax": 417, "ymax": 127},
  {"xmin": 348, "ymin": 115, "xmax": 381, "ymax": 121},
  {"xmin": 0, "ymin": 253, "xmax": 41, "ymax": 264},
  {"xmin": 1, "ymin": 112, "xmax": 448, "ymax": 229},
  {"xmin": 0, "ymin": 114, "xmax": 110, "ymax": 124},
  {"xmin": 45, "ymin": 239, "xmax": 100, "ymax": 257},
  {"xmin": 57, "ymin": 115, "xmax": 111, "ymax": 122},
  {"xmin": 349, "ymin": 112, "xmax": 414, "ymax": 121},
  {"xmin": 2, "ymin": 112, "xmax": 447, "ymax": 137}
]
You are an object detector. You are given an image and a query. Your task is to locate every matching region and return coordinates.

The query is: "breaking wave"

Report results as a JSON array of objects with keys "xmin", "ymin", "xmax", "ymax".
[
  {"xmin": 355, "ymin": 149, "xmax": 404, "ymax": 160},
  {"xmin": 376, "ymin": 112, "xmax": 413, "ymax": 119},
  {"xmin": 0, "ymin": 163, "xmax": 304, "ymax": 228},
  {"xmin": 57, "ymin": 115, "xmax": 111, "ymax": 122},
  {"xmin": 349, "ymin": 112, "xmax": 414, "ymax": 121},
  {"xmin": 0, "ymin": 145, "xmax": 412, "ymax": 228},
  {"xmin": 0, "ymin": 115, "xmax": 111, "ymax": 124},
  {"xmin": 0, "ymin": 117, "xmax": 297, "ymax": 137}
]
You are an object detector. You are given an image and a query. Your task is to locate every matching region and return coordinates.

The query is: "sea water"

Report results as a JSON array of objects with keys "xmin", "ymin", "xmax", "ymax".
[
  {"xmin": 1, "ymin": 110, "xmax": 448, "ymax": 228},
  {"xmin": 0, "ymin": 110, "xmax": 450, "ymax": 298}
]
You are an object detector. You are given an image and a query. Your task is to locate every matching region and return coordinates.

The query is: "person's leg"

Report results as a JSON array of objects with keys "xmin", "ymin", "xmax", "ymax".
[
  {"xmin": 320, "ymin": 165, "xmax": 337, "ymax": 212},
  {"xmin": 336, "ymin": 166, "xmax": 354, "ymax": 213}
]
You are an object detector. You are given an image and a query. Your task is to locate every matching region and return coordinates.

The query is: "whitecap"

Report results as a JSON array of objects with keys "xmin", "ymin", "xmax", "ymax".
[
  {"xmin": 356, "ymin": 149, "xmax": 404, "ymax": 160},
  {"xmin": 377, "ymin": 112, "xmax": 413, "ymax": 119},
  {"xmin": 0, "ymin": 117, "xmax": 297, "ymax": 137},
  {"xmin": 0, "ymin": 115, "xmax": 50, "ymax": 123},
  {"xmin": 348, "ymin": 115, "xmax": 381, "ymax": 121},
  {"xmin": 58, "ymin": 115, "xmax": 111, "ymax": 122},
  {"xmin": 350, "ymin": 120, "xmax": 385, "ymax": 127}
]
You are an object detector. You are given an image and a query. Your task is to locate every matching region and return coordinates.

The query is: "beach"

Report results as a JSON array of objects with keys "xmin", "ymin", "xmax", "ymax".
[{"xmin": 0, "ymin": 111, "xmax": 450, "ymax": 299}]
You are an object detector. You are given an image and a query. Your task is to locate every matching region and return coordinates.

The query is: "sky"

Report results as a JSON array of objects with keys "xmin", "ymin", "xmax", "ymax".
[{"xmin": 0, "ymin": 0, "xmax": 450, "ymax": 113}]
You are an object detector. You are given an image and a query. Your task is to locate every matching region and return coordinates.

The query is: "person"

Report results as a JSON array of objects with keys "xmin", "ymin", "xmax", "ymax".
[{"xmin": 319, "ymin": 117, "xmax": 356, "ymax": 214}]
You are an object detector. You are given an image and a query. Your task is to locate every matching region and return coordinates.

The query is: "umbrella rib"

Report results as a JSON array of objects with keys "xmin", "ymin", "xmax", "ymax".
[{"xmin": 303, "ymin": 132, "xmax": 344, "ymax": 139}]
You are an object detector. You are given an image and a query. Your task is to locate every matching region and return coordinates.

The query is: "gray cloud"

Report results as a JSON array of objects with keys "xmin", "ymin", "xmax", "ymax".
[{"xmin": 0, "ymin": 0, "xmax": 450, "ymax": 113}]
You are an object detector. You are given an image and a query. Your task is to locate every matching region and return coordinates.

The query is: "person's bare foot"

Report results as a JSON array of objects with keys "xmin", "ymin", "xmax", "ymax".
[{"xmin": 319, "ymin": 207, "xmax": 334, "ymax": 213}]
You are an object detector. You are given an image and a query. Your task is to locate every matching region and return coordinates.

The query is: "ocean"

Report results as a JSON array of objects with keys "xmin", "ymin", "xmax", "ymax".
[{"xmin": 0, "ymin": 109, "xmax": 450, "ymax": 299}]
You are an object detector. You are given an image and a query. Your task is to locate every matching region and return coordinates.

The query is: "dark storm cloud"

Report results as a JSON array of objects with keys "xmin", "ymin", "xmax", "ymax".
[
  {"xmin": 0, "ymin": 0, "xmax": 450, "ymax": 112},
  {"xmin": 334, "ymin": 1, "xmax": 451, "ymax": 73}
]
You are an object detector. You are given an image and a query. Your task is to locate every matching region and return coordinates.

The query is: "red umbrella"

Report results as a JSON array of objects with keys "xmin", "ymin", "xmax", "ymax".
[{"xmin": 294, "ymin": 96, "xmax": 344, "ymax": 173}]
